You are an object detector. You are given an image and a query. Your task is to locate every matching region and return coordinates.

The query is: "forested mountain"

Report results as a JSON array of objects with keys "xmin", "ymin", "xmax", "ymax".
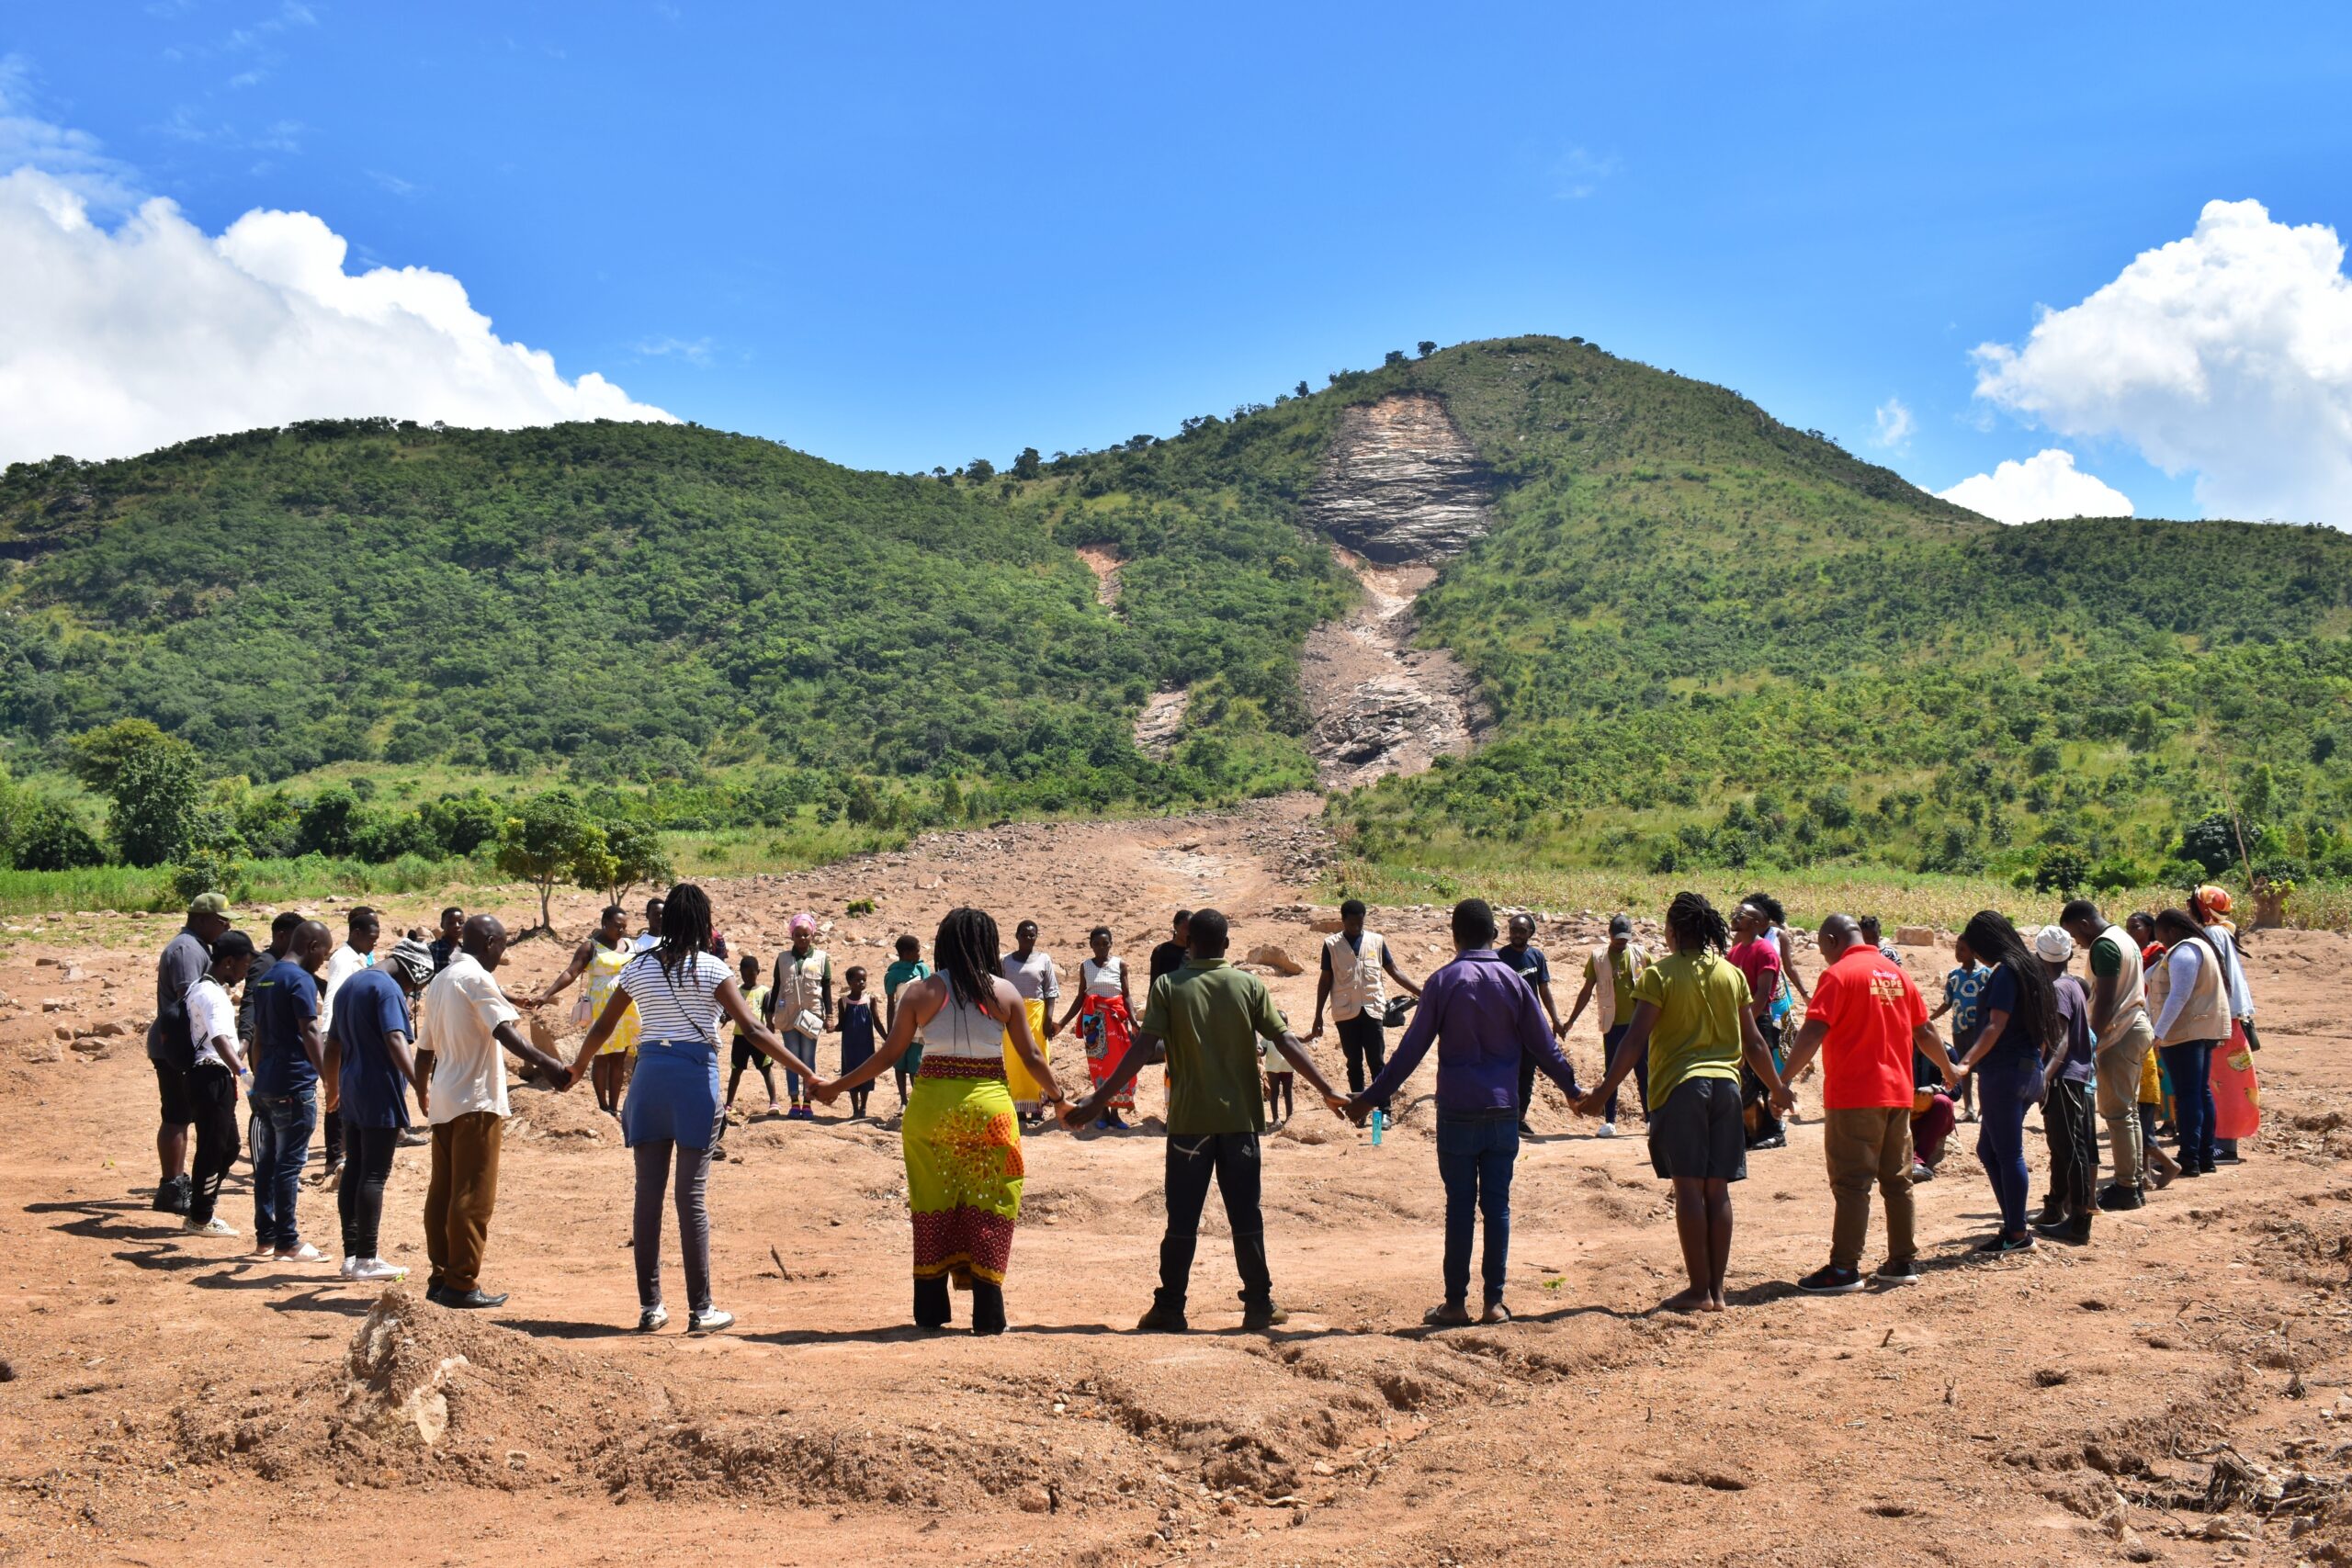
[{"xmin": 4, "ymin": 334, "xmax": 2349, "ymax": 891}]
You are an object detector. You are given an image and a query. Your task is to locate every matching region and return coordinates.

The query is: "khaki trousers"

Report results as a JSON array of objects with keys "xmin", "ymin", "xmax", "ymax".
[
  {"xmin": 1824, "ymin": 1106, "xmax": 1915, "ymax": 1270},
  {"xmin": 425, "ymin": 1111, "xmax": 503, "ymax": 1293},
  {"xmin": 2094, "ymin": 1018, "xmax": 2153, "ymax": 1190}
]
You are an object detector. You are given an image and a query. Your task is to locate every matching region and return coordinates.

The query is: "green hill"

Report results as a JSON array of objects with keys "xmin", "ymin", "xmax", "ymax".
[{"xmin": 3, "ymin": 335, "xmax": 2349, "ymax": 897}]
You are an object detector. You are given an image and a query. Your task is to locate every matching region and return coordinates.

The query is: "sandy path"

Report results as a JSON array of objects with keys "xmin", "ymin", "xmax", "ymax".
[{"xmin": 6, "ymin": 811, "xmax": 2352, "ymax": 1565}]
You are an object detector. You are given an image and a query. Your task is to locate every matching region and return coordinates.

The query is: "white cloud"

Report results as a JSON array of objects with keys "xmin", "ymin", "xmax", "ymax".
[
  {"xmin": 0, "ymin": 167, "xmax": 673, "ymax": 468},
  {"xmin": 1871, "ymin": 396, "xmax": 1915, "ymax": 449},
  {"xmin": 1551, "ymin": 146, "xmax": 1619, "ymax": 200},
  {"xmin": 1938, "ymin": 448, "xmax": 2135, "ymax": 525},
  {"xmin": 1972, "ymin": 198, "xmax": 2352, "ymax": 525},
  {"xmin": 0, "ymin": 56, "xmax": 140, "ymax": 211}
]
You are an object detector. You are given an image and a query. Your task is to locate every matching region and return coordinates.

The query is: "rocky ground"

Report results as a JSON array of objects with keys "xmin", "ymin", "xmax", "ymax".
[{"xmin": 6, "ymin": 801, "xmax": 2352, "ymax": 1566}]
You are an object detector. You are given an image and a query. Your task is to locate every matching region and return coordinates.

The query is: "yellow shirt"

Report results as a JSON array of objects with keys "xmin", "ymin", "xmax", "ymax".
[{"xmin": 1632, "ymin": 951, "xmax": 1751, "ymax": 1106}]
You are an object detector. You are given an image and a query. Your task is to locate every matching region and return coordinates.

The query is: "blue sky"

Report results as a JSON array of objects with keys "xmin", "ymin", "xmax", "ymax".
[{"xmin": 7, "ymin": 2, "xmax": 2352, "ymax": 520}]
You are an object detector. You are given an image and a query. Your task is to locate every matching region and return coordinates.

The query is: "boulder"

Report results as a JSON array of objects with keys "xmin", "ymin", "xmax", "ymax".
[
  {"xmin": 1895, "ymin": 926, "xmax": 1938, "ymax": 949},
  {"xmin": 1308, "ymin": 914, "xmax": 1344, "ymax": 934},
  {"xmin": 1246, "ymin": 944, "xmax": 1304, "ymax": 976}
]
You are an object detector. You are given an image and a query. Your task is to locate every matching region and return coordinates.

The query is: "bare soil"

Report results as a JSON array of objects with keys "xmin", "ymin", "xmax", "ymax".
[
  {"xmin": 1301, "ymin": 545, "xmax": 1487, "ymax": 789},
  {"xmin": 6, "ymin": 806, "xmax": 2352, "ymax": 1565}
]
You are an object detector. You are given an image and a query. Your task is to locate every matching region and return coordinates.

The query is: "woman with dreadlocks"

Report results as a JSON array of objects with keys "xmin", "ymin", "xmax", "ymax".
[
  {"xmin": 1576, "ymin": 892, "xmax": 1793, "ymax": 1313},
  {"xmin": 816, "ymin": 907, "xmax": 1061, "ymax": 1334},
  {"xmin": 1948, "ymin": 909, "xmax": 2062, "ymax": 1254},
  {"xmin": 565, "ymin": 884, "xmax": 810, "ymax": 1334}
]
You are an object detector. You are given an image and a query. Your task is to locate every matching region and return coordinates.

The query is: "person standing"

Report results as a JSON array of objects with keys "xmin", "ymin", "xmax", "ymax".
[
  {"xmin": 237, "ymin": 910, "xmax": 300, "ymax": 1068},
  {"xmin": 767, "ymin": 914, "xmax": 831, "ymax": 1120},
  {"xmin": 1746, "ymin": 892, "xmax": 1811, "ymax": 1010},
  {"xmin": 531, "ymin": 906, "xmax": 642, "ymax": 1119},
  {"xmin": 883, "ymin": 932, "xmax": 931, "ymax": 1107},
  {"xmin": 1067, "ymin": 908, "xmax": 1349, "ymax": 1333},
  {"xmin": 817, "ymin": 908, "xmax": 1063, "ymax": 1334},
  {"xmin": 1775, "ymin": 915, "xmax": 1956, "ymax": 1292},
  {"xmin": 2030, "ymin": 925, "xmax": 2099, "ymax": 1246},
  {"xmin": 1059, "ymin": 926, "xmax": 1137, "ymax": 1131},
  {"xmin": 636, "ymin": 897, "xmax": 667, "ymax": 953},
  {"xmin": 1148, "ymin": 911, "xmax": 1193, "ymax": 987},
  {"xmin": 1575, "ymin": 893, "xmax": 1793, "ymax": 1313},
  {"xmin": 1560, "ymin": 913, "xmax": 1649, "ymax": 1136},
  {"xmin": 721, "ymin": 952, "xmax": 778, "ymax": 1117},
  {"xmin": 2147, "ymin": 908, "xmax": 2232, "ymax": 1179},
  {"xmin": 1001, "ymin": 919, "xmax": 1061, "ymax": 1123},
  {"xmin": 2057, "ymin": 898, "xmax": 2154, "ymax": 1211},
  {"xmin": 146, "ymin": 894, "xmax": 232, "ymax": 1216},
  {"xmin": 836, "ymin": 966, "xmax": 880, "ymax": 1120},
  {"xmin": 1927, "ymin": 936, "xmax": 1992, "ymax": 1123},
  {"xmin": 1727, "ymin": 902, "xmax": 1789, "ymax": 1147},
  {"xmin": 428, "ymin": 908, "xmax": 464, "ymax": 974},
  {"xmin": 566, "ymin": 885, "xmax": 809, "ymax": 1333},
  {"xmin": 183, "ymin": 931, "xmax": 257, "ymax": 1240},
  {"xmin": 249, "ymin": 919, "xmax": 333, "ymax": 1263},
  {"xmin": 316, "ymin": 906, "xmax": 381, "ymax": 1190},
  {"xmin": 2190, "ymin": 886, "xmax": 2262, "ymax": 1162},
  {"xmin": 331, "ymin": 936, "xmax": 426, "ymax": 1283},
  {"xmin": 1946, "ymin": 910, "xmax": 2061, "ymax": 1255},
  {"xmin": 1311, "ymin": 899, "xmax": 1422, "ymax": 1118},
  {"xmin": 1860, "ymin": 917, "xmax": 1902, "ymax": 964},
  {"xmin": 414, "ymin": 915, "xmax": 571, "ymax": 1309},
  {"xmin": 1351, "ymin": 899, "xmax": 1585, "ymax": 1325},
  {"xmin": 1494, "ymin": 912, "xmax": 1573, "ymax": 1136}
]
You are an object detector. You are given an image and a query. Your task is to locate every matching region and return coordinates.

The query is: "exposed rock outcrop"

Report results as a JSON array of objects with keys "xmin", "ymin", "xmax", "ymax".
[
  {"xmin": 1299, "ymin": 394, "xmax": 1492, "ymax": 564},
  {"xmin": 1300, "ymin": 549, "xmax": 1490, "ymax": 790}
]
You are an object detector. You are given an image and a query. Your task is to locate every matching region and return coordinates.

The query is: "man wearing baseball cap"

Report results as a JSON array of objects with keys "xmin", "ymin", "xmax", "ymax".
[{"xmin": 147, "ymin": 893, "xmax": 232, "ymax": 1215}]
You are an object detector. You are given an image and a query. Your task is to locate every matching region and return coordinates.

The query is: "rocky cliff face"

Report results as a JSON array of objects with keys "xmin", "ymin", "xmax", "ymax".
[{"xmin": 1299, "ymin": 394, "xmax": 1492, "ymax": 564}]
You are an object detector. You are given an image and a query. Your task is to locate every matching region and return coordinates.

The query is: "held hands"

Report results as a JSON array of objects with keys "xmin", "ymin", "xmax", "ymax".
[
  {"xmin": 1571, "ymin": 1088, "xmax": 1609, "ymax": 1118},
  {"xmin": 809, "ymin": 1078, "xmax": 841, "ymax": 1107},
  {"xmin": 1770, "ymin": 1084, "xmax": 1795, "ymax": 1116},
  {"xmin": 1335, "ymin": 1091, "xmax": 1365, "ymax": 1124}
]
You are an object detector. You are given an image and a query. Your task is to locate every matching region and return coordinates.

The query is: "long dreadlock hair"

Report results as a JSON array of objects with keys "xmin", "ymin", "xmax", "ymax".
[
  {"xmin": 1959, "ymin": 908, "xmax": 2060, "ymax": 1050},
  {"xmin": 2153, "ymin": 908, "xmax": 2228, "ymax": 969},
  {"xmin": 654, "ymin": 883, "xmax": 715, "ymax": 984},
  {"xmin": 933, "ymin": 907, "xmax": 1003, "ymax": 1011},
  {"xmin": 1666, "ymin": 891, "xmax": 1731, "ymax": 954}
]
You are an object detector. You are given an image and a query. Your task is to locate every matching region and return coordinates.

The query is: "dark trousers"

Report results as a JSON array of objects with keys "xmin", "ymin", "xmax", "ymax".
[
  {"xmin": 2041, "ymin": 1077, "xmax": 2097, "ymax": 1217},
  {"xmin": 633, "ymin": 1135, "xmax": 715, "ymax": 1313},
  {"xmin": 1743, "ymin": 1017, "xmax": 1786, "ymax": 1144},
  {"xmin": 322, "ymin": 1111, "xmax": 344, "ymax": 1169},
  {"xmin": 248, "ymin": 1088, "xmax": 317, "ymax": 1252},
  {"xmin": 1436, "ymin": 1112, "xmax": 1520, "ymax": 1306},
  {"xmin": 2162, "ymin": 1040, "xmax": 2218, "ymax": 1170},
  {"xmin": 187, "ymin": 1065, "xmax": 241, "ymax": 1226},
  {"xmin": 1515, "ymin": 1041, "xmax": 1585, "ymax": 1125},
  {"xmin": 1973, "ymin": 1051, "xmax": 2033, "ymax": 1235},
  {"xmin": 1157, "ymin": 1131, "xmax": 1271, "ymax": 1314},
  {"xmin": 336, "ymin": 1120, "xmax": 401, "ymax": 1258},
  {"xmin": 1337, "ymin": 1014, "xmax": 1388, "ymax": 1111}
]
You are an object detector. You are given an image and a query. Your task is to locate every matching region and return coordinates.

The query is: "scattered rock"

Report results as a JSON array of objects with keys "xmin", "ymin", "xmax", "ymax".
[
  {"xmin": 1896, "ymin": 926, "xmax": 1938, "ymax": 948},
  {"xmin": 342, "ymin": 1289, "xmax": 470, "ymax": 1446},
  {"xmin": 1133, "ymin": 688, "xmax": 1191, "ymax": 759},
  {"xmin": 51, "ymin": 1023, "xmax": 72, "ymax": 1041},
  {"xmin": 69, "ymin": 1037, "xmax": 110, "ymax": 1057},
  {"xmin": 93, "ymin": 1020, "xmax": 130, "ymax": 1038},
  {"xmin": 1246, "ymin": 944, "xmax": 1304, "ymax": 976},
  {"xmin": 40, "ymin": 998, "xmax": 65, "ymax": 1012},
  {"xmin": 1016, "ymin": 1483, "xmax": 1053, "ymax": 1514}
]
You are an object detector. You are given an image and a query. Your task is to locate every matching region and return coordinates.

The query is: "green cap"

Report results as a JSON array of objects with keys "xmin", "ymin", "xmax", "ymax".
[{"xmin": 187, "ymin": 892, "xmax": 231, "ymax": 918}]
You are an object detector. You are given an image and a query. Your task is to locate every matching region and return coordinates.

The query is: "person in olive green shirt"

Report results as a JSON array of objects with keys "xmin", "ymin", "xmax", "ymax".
[
  {"xmin": 1577, "ymin": 893, "xmax": 1792, "ymax": 1314},
  {"xmin": 1064, "ymin": 908, "xmax": 1349, "ymax": 1333}
]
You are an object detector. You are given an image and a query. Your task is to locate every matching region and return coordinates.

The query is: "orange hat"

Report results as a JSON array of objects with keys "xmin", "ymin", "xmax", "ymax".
[{"xmin": 2196, "ymin": 885, "xmax": 2233, "ymax": 916}]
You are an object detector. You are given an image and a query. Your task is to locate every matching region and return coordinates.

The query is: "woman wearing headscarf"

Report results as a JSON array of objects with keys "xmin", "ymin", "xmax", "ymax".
[
  {"xmin": 565, "ymin": 885, "xmax": 810, "ymax": 1333},
  {"xmin": 2147, "ymin": 908, "xmax": 2231, "ymax": 1178},
  {"xmin": 816, "ymin": 908, "xmax": 1061, "ymax": 1334},
  {"xmin": 1948, "ymin": 910, "xmax": 2061, "ymax": 1255},
  {"xmin": 2188, "ymin": 886, "xmax": 2261, "ymax": 1161}
]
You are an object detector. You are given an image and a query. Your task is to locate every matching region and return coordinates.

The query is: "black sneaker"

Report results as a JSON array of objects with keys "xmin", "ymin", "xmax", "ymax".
[
  {"xmin": 2097, "ymin": 1185, "xmax": 2143, "ymax": 1213},
  {"xmin": 1797, "ymin": 1264, "xmax": 1865, "ymax": 1295},
  {"xmin": 2034, "ymin": 1215, "xmax": 2092, "ymax": 1247},
  {"xmin": 1873, "ymin": 1257, "xmax": 1921, "ymax": 1288},
  {"xmin": 153, "ymin": 1175, "xmax": 192, "ymax": 1215},
  {"xmin": 1974, "ymin": 1232, "xmax": 2035, "ymax": 1256},
  {"xmin": 1135, "ymin": 1303, "xmax": 1189, "ymax": 1333}
]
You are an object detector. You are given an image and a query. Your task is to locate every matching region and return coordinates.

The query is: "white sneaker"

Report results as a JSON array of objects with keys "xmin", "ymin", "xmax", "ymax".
[
  {"xmin": 1598, "ymin": 1122, "xmax": 1618, "ymax": 1139},
  {"xmin": 184, "ymin": 1215, "xmax": 238, "ymax": 1237},
  {"xmin": 687, "ymin": 1307, "xmax": 734, "ymax": 1334},
  {"xmin": 276, "ymin": 1242, "xmax": 326, "ymax": 1264},
  {"xmin": 638, "ymin": 1305, "xmax": 669, "ymax": 1333},
  {"xmin": 339, "ymin": 1255, "xmax": 359, "ymax": 1279},
  {"xmin": 347, "ymin": 1258, "xmax": 407, "ymax": 1283}
]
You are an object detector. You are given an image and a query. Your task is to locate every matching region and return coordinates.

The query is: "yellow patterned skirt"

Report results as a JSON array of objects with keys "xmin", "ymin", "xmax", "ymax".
[{"xmin": 903, "ymin": 1058, "xmax": 1023, "ymax": 1285}]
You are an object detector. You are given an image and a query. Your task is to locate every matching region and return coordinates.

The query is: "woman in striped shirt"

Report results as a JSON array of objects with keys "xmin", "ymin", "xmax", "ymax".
[{"xmin": 564, "ymin": 884, "xmax": 810, "ymax": 1334}]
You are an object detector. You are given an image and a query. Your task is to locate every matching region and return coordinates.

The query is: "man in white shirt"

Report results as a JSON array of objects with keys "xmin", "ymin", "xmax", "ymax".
[
  {"xmin": 317, "ymin": 906, "xmax": 380, "ymax": 1187},
  {"xmin": 413, "ymin": 914, "xmax": 570, "ymax": 1309},
  {"xmin": 184, "ymin": 931, "xmax": 258, "ymax": 1238}
]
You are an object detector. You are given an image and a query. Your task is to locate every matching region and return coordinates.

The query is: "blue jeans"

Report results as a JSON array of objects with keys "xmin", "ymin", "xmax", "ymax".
[
  {"xmin": 248, "ymin": 1088, "xmax": 317, "ymax": 1252},
  {"xmin": 783, "ymin": 1031, "xmax": 819, "ymax": 1101},
  {"xmin": 1973, "ymin": 1051, "xmax": 2034, "ymax": 1235},
  {"xmin": 1436, "ymin": 1112, "xmax": 1520, "ymax": 1306},
  {"xmin": 2162, "ymin": 1040, "xmax": 2218, "ymax": 1170}
]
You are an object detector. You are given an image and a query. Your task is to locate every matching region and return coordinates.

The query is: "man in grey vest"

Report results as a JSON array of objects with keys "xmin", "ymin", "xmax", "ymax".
[
  {"xmin": 2060, "ymin": 898, "xmax": 2154, "ymax": 1210},
  {"xmin": 148, "ymin": 893, "xmax": 232, "ymax": 1214}
]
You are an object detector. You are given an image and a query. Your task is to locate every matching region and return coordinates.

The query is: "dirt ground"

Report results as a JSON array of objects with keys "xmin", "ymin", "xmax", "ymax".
[{"xmin": 6, "ymin": 795, "xmax": 2352, "ymax": 1566}]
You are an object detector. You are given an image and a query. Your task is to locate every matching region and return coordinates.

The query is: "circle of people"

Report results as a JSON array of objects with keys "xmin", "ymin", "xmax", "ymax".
[{"xmin": 137, "ymin": 878, "xmax": 2260, "ymax": 1332}]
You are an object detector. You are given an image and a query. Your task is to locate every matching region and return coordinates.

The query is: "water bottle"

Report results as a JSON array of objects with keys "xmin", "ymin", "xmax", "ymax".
[{"xmin": 1370, "ymin": 1109, "xmax": 1385, "ymax": 1146}]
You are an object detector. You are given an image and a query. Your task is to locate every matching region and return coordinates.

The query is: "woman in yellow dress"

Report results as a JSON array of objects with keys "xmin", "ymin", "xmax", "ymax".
[{"xmin": 530, "ymin": 904, "xmax": 640, "ymax": 1116}]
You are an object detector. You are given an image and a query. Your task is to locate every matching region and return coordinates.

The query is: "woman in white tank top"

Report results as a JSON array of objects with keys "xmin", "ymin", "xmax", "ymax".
[{"xmin": 1056, "ymin": 925, "xmax": 1136, "ymax": 1130}]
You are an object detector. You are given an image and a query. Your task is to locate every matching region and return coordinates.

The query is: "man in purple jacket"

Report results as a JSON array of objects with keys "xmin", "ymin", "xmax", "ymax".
[{"xmin": 1348, "ymin": 897, "xmax": 1584, "ymax": 1326}]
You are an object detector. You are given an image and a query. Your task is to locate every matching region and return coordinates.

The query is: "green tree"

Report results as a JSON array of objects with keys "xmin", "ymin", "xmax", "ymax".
[
  {"xmin": 966, "ymin": 457, "xmax": 996, "ymax": 483},
  {"xmin": 1384, "ymin": 349, "xmax": 1408, "ymax": 367},
  {"xmin": 2032, "ymin": 845, "xmax": 2088, "ymax": 896},
  {"xmin": 66, "ymin": 718, "xmax": 187, "ymax": 794},
  {"xmin": 1418, "ymin": 340, "xmax": 1437, "ymax": 357},
  {"xmin": 584, "ymin": 818, "xmax": 673, "ymax": 904},
  {"xmin": 110, "ymin": 743, "xmax": 205, "ymax": 866},
  {"xmin": 496, "ymin": 790, "xmax": 607, "ymax": 934},
  {"xmin": 13, "ymin": 800, "xmax": 104, "ymax": 871},
  {"xmin": 1011, "ymin": 446, "xmax": 1042, "ymax": 481}
]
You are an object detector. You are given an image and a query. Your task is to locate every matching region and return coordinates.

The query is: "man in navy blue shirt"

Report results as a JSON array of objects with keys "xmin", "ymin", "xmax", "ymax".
[
  {"xmin": 249, "ymin": 919, "xmax": 332, "ymax": 1263},
  {"xmin": 1498, "ymin": 911, "xmax": 1573, "ymax": 1135},
  {"xmin": 331, "ymin": 937, "xmax": 430, "ymax": 1282},
  {"xmin": 1350, "ymin": 898, "xmax": 1583, "ymax": 1326}
]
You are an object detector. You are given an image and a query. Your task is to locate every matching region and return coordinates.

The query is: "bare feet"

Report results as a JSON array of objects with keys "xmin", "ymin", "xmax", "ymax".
[
  {"xmin": 1706, "ymin": 1290, "xmax": 1727, "ymax": 1313},
  {"xmin": 1659, "ymin": 1286, "xmax": 1713, "ymax": 1314}
]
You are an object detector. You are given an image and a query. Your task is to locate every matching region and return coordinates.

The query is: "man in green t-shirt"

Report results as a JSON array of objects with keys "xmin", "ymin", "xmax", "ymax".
[
  {"xmin": 1064, "ymin": 908, "xmax": 1349, "ymax": 1333},
  {"xmin": 1576, "ymin": 892, "xmax": 1792, "ymax": 1314}
]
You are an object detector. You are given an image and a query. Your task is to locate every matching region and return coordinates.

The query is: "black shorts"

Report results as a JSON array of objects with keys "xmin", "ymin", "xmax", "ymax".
[
  {"xmin": 1647, "ymin": 1077, "xmax": 1747, "ymax": 1182},
  {"xmin": 153, "ymin": 1057, "xmax": 197, "ymax": 1125},
  {"xmin": 729, "ymin": 1036, "xmax": 771, "ymax": 1073}
]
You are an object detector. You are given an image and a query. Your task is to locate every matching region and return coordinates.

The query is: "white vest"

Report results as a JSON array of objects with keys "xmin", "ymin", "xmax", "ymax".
[
  {"xmin": 1589, "ymin": 942, "xmax": 1648, "ymax": 1032},
  {"xmin": 1326, "ymin": 931, "xmax": 1388, "ymax": 1022}
]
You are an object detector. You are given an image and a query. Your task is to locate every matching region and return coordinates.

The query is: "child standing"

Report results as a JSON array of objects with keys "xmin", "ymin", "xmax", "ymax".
[
  {"xmin": 725, "ymin": 952, "xmax": 779, "ymax": 1117},
  {"xmin": 837, "ymin": 966, "xmax": 879, "ymax": 1121},
  {"xmin": 1261, "ymin": 1036, "xmax": 1295, "ymax": 1126},
  {"xmin": 1928, "ymin": 936, "xmax": 1990, "ymax": 1122},
  {"xmin": 883, "ymin": 933, "xmax": 931, "ymax": 1108}
]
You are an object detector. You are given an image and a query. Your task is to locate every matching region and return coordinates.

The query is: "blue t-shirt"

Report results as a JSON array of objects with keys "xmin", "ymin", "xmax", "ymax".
[
  {"xmin": 1498, "ymin": 943, "xmax": 1551, "ymax": 991},
  {"xmin": 1943, "ymin": 963, "xmax": 1991, "ymax": 1042},
  {"xmin": 332, "ymin": 965, "xmax": 413, "ymax": 1129},
  {"xmin": 251, "ymin": 959, "xmax": 321, "ymax": 1096},
  {"xmin": 1975, "ymin": 962, "xmax": 2040, "ymax": 1064}
]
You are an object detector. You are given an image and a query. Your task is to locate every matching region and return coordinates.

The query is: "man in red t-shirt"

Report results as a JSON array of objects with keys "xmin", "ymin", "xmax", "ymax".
[{"xmin": 1778, "ymin": 914, "xmax": 1959, "ymax": 1293}]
